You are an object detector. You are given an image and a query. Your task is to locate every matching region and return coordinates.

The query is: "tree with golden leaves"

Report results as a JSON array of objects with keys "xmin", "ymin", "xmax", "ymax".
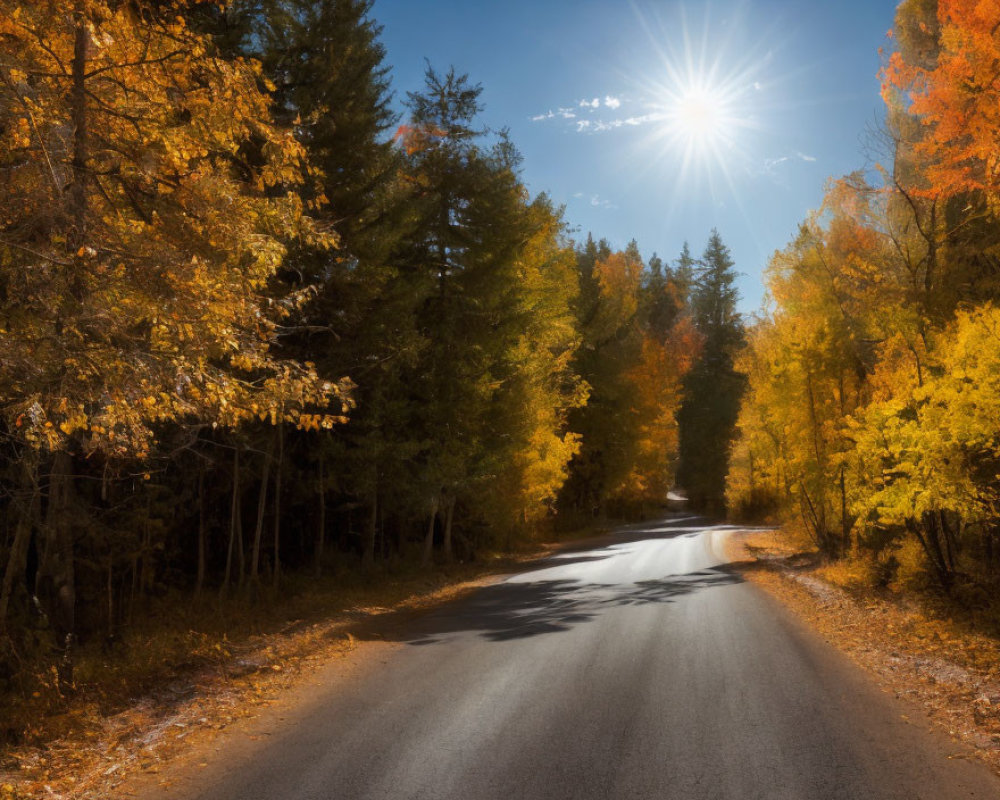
[{"xmin": 0, "ymin": 0, "xmax": 347, "ymax": 676}]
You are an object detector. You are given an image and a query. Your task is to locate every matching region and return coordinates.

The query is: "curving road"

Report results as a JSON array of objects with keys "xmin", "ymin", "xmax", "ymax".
[{"xmin": 148, "ymin": 517, "xmax": 1000, "ymax": 800}]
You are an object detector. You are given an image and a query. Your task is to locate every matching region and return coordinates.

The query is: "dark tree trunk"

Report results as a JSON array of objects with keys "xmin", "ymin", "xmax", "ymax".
[
  {"xmin": 0, "ymin": 461, "xmax": 39, "ymax": 635},
  {"xmin": 363, "ymin": 474, "xmax": 378, "ymax": 568},
  {"xmin": 272, "ymin": 425, "xmax": 283, "ymax": 588},
  {"xmin": 37, "ymin": 451, "xmax": 77, "ymax": 687},
  {"xmin": 314, "ymin": 457, "xmax": 326, "ymax": 578},
  {"xmin": 250, "ymin": 437, "xmax": 274, "ymax": 586},
  {"xmin": 69, "ymin": 0, "xmax": 89, "ymax": 285},
  {"xmin": 422, "ymin": 497, "xmax": 438, "ymax": 567},
  {"xmin": 195, "ymin": 464, "xmax": 206, "ymax": 596},
  {"xmin": 442, "ymin": 496, "xmax": 456, "ymax": 563},
  {"xmin": 222, "ymin": 448, "xmax": 241, "ymax": 596}
]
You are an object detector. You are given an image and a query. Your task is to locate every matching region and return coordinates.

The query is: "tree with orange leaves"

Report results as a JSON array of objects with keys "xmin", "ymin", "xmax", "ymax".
[{"xmin": 882, "ymin": 0, "xmax": 1000, "ymax": 201}]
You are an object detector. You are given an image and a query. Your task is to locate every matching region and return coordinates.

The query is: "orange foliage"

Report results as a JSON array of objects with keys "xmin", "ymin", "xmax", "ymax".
[{"xmin": 882, "ymin": 0, "xmax": 1000, "ymax": 198}]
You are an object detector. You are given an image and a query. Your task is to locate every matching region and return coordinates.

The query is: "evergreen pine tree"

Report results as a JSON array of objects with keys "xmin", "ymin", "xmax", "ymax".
[
  {"xmin": 227, "ymin": 0, "xmax": 420, "ymax": 568},
  {"xmin": 677, "ymin": 231, "xmax": 746, "ymax": 512},
  {"xmin": 673, "ymin": 241, "xmax": 697, "ymax": 306}
]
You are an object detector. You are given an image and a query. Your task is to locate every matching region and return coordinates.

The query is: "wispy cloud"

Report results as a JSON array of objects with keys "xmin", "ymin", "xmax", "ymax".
[
  {"xmin": 531, "ymin": 107, "xmax": 578, "ymax": 122},
  {"xmin": 762, "ymin": 151, "xmax": 816, "ymax": 171},
  {"xmin": 529, "ymin": 95, "xmax": 631, "ymax": 124},
  {"xmin": 573, "ymin": 191, "xmax": 617, "ymax": 210},
  {"xmin": 533, "ymin": 95, "xmax": 667, "ymax": 134},
  {"xmin": 589, "ymin": 112, "xmax": 668, "ymax": 133},
  {"xmin": 577, "ymin": 96, "xmax": 623, "ymax": 111}
]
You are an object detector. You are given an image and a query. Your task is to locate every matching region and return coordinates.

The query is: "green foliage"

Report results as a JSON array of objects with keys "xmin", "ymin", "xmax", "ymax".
[{"xmin": 677, "ymin": 231, "xmax": 745, "ymax": 512}]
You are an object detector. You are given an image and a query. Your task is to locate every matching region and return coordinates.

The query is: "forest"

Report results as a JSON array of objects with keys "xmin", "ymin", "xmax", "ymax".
[
  {"xmin": 727, "ymin": 0, "xmax": 1000, "ymax": 596},
  {"xmin": 0, "ymin": 0, "xmax": 751, "ymax": 734}
]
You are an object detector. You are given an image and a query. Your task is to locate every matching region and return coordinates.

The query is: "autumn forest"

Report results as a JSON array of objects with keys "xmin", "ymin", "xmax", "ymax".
[{"xmin": 1, "ymin": 0, "xmax": 1000, "ymax": 763}]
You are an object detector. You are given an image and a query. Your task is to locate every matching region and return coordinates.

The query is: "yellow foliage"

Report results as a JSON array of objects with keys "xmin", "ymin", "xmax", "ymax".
[{"xmin": 0, "ymin": 0, "xmax": 347, "ymax": 456}]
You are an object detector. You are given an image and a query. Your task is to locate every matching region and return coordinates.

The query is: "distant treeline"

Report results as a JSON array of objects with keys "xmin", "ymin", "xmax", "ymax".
[{"xmin": 0, "ymin": 0, "xmax": 745, "ymax": 696}]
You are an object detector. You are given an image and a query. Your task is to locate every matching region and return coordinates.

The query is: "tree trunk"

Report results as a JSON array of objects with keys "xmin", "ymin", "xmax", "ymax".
[
  {"xmin": 222, "ymin": 447, "xmax": 240, "ymax": 597},
  {"xmin": 273, "ymin": 425, "xmax": 284, "ymax": 588},
  {"xmin": 363, "ymin": 475, "xmax": 378, "ymax": 567},
  {"xmin": 68, "ymin": 0, "xmax": 89, "ymax": 295},
  {"xmin": 250, "ymin": 437, "xmax": 274, "ymax": 585},
  {"xmin": 939, "ymin": 510, "xmax": 958, "ymax": 573},
  {"xmin": 314, "ymin": 457, "xmax": 326, "ymax": 578},
  {"xmin": 422, "ymin": 497, "xmax": 439, "ymax": 567},
  {"xmin": 839, "ymin": 464, "xmax": 851, "ymax": 554},
  {"xmin": 908, "ymin": 516, "xmax": 952, "ymax": 590},
  {"xmin": 195, "ymin": 464, "xmax": 206, "ymax": 597},
  {"xmin": 37, "ymin": 451, "xmax": 76, "ymax": 687},
  {"xmin": 442, "ymin": 496, "xmax": 456, "ymax": 563},
  {"xmin": 0, "ymin": 461, "xmax": 39, "ymax": 635},
  {"xmin": 106, "ymin": 556, "xmax": 114, "ymax": 640}
]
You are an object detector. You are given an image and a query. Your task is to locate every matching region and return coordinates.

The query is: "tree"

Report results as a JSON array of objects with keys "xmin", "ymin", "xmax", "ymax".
[
  {"xmin": 677, "ymin": 231, "xmax": 745, "ymax": 512},
  {"xmin": 562, "ymin": 240, "xmax": 697, "ymax": 516},
  {"xmin": 228, "ymin": 0, "xmax": 421, "ymax": 570},
  {"xmin": 883, "ymin": 0, "xmax": 1000, "ymax": 202},
  {"xmin": 0, "ymin": 0, "xmax": 346, "ymax": 674}
]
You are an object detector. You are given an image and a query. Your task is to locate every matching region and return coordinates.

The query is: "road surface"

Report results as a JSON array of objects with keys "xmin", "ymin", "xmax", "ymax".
[{"xmin": 150, "ymin": 517, "xmax": 1000, "ymax": 799}]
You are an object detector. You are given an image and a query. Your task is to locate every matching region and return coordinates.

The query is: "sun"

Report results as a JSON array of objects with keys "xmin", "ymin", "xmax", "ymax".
[
  {"xmin": 671, "ymin": 87, "xmax": 729, "ymax": 143},
  {"xmin": 623, "ymin": 3, "xmax": 772, "ymax": 190}
]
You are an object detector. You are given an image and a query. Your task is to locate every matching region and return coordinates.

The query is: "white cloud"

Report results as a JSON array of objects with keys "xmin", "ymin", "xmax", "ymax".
[
  {"xmin": 588, "ymin": 112, "xmax": 666, "ymax": 133},
  {"xmin": 588, "ymin": 194, "xmax": 617, "ymax": 210},
  {"xmin": 756, "ymin": 151, "xmax": 819, "ymax": 178},
  {"xmin": 532, "ymin": 96, "xmax": 673, "ymax": 135},
  {"xmin": 531, "ymin": 107, "xmax": 578, "ymax": 122},
  {"xmin": 570, "ymin": 192, "xmax": 617, "ymax": 210}
]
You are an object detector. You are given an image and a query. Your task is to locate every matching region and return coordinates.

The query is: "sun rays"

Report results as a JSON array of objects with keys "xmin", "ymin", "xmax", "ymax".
[{"xmin": 623, "ymin": 2, "xmax": 776, "ymax": 206}]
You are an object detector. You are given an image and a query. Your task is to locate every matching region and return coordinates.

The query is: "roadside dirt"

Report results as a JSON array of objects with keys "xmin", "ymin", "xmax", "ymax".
[{"xmin": 729, "ymin": 529, "xmax": 1000, "ymax": 777}]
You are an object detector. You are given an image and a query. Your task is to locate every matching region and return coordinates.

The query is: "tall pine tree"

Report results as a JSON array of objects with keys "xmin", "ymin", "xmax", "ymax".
[{"xmin": 677, "ymin": 231, "xmax": 746, "ymax": 512}]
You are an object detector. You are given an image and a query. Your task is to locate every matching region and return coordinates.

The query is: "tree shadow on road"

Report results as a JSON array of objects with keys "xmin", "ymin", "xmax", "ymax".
[
  {"xmin": 391, "ymin": 565, "xmax": 744, "ymax": 644},
  {"xmin": 340, "ymin": 515, "xmax": 756, "ymax": 646}
]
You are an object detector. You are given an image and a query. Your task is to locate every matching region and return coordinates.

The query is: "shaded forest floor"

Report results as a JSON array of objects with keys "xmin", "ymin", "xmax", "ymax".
[
  {"xmin": 729, "ymin": 529, "xmax": 1000, "ymax": 777},
  {"xmin": 0, "ymin": 526, "xmax": 609, "ymax": 800}
]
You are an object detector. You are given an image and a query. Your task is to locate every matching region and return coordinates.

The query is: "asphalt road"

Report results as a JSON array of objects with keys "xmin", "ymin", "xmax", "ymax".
[{"xmin": 155, "ymin": 517, "xmax": 1000, "ymax": 800}]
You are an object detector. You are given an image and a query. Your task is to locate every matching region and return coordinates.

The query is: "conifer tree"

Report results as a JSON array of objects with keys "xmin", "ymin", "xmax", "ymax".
[
  {"xmin": 399, "ymin": 65, "xmax": 567, "ymax": 559},
  {"xmin": 673, "ymin": 241, "xmax": 697, "ymax": 306},
  {"xmin": 677, "ymin": 231, "xmax": 746, "ymax": 512}
]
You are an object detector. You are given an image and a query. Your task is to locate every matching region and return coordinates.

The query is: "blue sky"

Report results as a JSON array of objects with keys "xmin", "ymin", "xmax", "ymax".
[{"xmin": 373, "ymin": 0, "xmax": 900, "ymax": 312}]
